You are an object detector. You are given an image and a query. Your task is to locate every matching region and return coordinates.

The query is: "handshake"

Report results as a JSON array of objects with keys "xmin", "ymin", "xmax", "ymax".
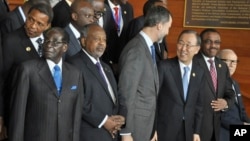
[{"xmin": 104, "ymin": 115, "xmax": 125, "ymax": 138}]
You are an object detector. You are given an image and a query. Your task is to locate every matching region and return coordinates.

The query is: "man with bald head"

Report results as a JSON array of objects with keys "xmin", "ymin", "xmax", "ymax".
[
  {"xmin": 64, "ymin": 0, "xmax": 95, "ymax": 59},
  {"xmin": 217, "ymin": 49, "xmax": 250, "ymax": 141}
]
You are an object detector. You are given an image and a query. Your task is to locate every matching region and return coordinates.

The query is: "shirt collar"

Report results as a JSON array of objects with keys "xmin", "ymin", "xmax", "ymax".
[
  {"xmin": 69, "ymin": 23, "xmax": 81, "ymax": 39},
  {"xmin": 82, "ymin": 48, "xmax": 99, "ymax": 64}
]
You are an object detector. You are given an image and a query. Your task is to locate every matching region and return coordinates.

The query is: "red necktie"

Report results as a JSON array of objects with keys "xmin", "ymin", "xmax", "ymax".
[
  {"xmin": 114, "ymin": 7, "xmax": 119, "ymax": 29},
  {"xmin": 208, "ymin": 59, "xmax": 217, "ymax": 91}
]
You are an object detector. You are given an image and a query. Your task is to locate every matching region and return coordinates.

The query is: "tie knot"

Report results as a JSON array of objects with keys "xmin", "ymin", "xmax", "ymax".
[
  {"xmin": 54, "ymin": 65, "xmax": 60, "ymax": 71},
  {"xmin": 208, "ymin": 59, "xmax": 214, "ymax": 64},
  {"xmin": 114, "ymin": 7, "xmax": 119, "ymax": 12},
  {"xmin": 36, "ymin": 38, "xmax": 43, "ymax": 45},
  {"xmin": 184, "ymin": 66, "xmax": 190, "ymax": 72}
]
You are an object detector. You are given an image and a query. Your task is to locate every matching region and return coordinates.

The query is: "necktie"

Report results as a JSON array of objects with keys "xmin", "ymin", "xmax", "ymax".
[
  {"xmin": 36, "ymin": 38, "xmax": 43, "ymax": 57},
  {"xmin": 96, "ymin": 62, "xmax": 107, "ymax": 86},
  {"xmin": 150, "ymin": 45, "xmax": 156, "ymax": 64},
  {"xmin": 208, "ymin": 59, "xmax": 217, "ymax": 91},
  {"xmin": 53, "ymin": 65, "xmax": 62, "ymax": 95},
  {"xmin": 113, "ymin": 7, "xmax": 119, "ymax": 31},
  {"xmin": 182, "ymin": 66, "xmax": 189, "ymax": 101}
]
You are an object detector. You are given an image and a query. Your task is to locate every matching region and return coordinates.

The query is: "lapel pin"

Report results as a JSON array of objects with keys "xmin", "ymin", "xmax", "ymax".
[
  {"xmin": 26, "ymin": 47, "xmax": 31, "ymax": 52},
  {"xmin": 124, "ymin": 11, "xmax": 127, "ymax": 14},
  {"xmin": 192, "ymin": 73, "xmax": 195, "ymax": 77},
  {"xmin": 219, "ymin": 64, "xmax": 222, "ymax": 68}
]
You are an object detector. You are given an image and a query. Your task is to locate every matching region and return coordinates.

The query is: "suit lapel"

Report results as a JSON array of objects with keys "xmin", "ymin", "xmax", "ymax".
[
  {"xmin": 37, "ymin": 59, "xmax": 58, "ymax": 97},
  {"xmin": 171, "ymin": 58, "xmax": 184, "ymax": 101},
  {"xmin": 60, "ymin": 63, "xmax": 71, "ymax": 97}
]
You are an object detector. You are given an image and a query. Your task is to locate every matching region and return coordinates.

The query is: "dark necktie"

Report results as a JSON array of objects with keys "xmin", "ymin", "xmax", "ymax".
[
  {"xmin": 150, "ymin": 45, "xmax": 156, "ymax": 64},
  {"xmin": 208, "ymin": 59, "xmax": 217, "ymax": 91},
  {"xmin": 182, "ymin": 66, "xmax": 189, "ymax": 101},
  {"xmin": 96, "ymin": 62, "xmax": 107, "ymax": 86},
  {"xmin": 53, "ymin": 65, "xmax": 62, "ymax": 96},
  {"xmin": 36, "ymin": 38, "xmax": 43, "ymax": 57}
]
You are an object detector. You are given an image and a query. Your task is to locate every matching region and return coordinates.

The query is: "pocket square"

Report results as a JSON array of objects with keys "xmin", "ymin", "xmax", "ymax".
[{"xmin": 71, "ymin": 85, "xmax": 77, "ymax": 90}]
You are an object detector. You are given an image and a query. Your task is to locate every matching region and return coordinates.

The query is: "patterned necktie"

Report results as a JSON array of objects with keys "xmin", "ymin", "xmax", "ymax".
[
  {"xmin": 36, "ymin": 38, "xmax": 43, "ymax": 57},
  {"xmin": 208, "ymin": 59, "xmax": 217, "ymax": 91},
  {"xmin": 113, "ymin": 7, "xmax": 119, "ymax": 31},
  {"xmin": 150, "ymin": 45, "xmax": 156, "ymax": 64},
  {"xmin": 182, "ymin": 66, "xmax": 190, "ymax": 101},
  {"xmin": 53, "ymin": 65, "xmax": 62, "ymax": 96}
]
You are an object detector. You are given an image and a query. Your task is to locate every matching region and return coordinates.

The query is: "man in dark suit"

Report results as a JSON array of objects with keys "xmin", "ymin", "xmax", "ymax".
[
  {"xmin": 194, "ymin": 28, "xmax": 235, "ymax": 141},
  {"xmin": 67, "ymin": 23, "xmax": 126, "ymax": 141},
  {"xmin": 217, "ymin": 49, "xmax": 250, "ymax": 141},
  {"xmin": 1, "ymin": 4, "xmax": 53, "ymax": 137},
  {"xmin": 0, "ymin": 0, "xmax": 50, "ymax": 37},
  {"xmin": 157, "ymin": 30, "xmax": 204, "ymax": 141},
  {"xmin": 102, "ymin": 0, "xmax": 133, "ymax": 75},
  {"xmin": 8, "ymin": 27, "xmax": 83, "ymax": 141},
  {"xmin": 52, "ymin": 0, "xmax": 73, "ymax": 28},
  {"xmin": 118, "ymin": 6, "xmax": 172, "ymax": 141},
  {"xmin": 64, "ymin": 0, "xmax": 95, "ymax": 59}
]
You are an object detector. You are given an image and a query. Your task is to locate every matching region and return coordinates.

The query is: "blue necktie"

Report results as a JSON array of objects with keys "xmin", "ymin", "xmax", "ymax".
[
  {"xmin": 53, "ymin": 65, "xmax": 62, "ymax": 95},
  {"xmin": 182, "ymin": 66, "xmax": 189, "ymax": 101},
  {"xmin": 150, "ymin": 45, "xmax": 156, "ymax": 64}
]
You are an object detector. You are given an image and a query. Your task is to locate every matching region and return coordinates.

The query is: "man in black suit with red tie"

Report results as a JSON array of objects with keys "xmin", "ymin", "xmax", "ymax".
[
  {"xmin": 1, "ymin": 4, "xmax": 53, "ymax": 138},
  {"xmin": 9, "ymin": 27, "xmax": 84, "ymax": 141},
  {"xmin": 194, "ymin": 28, "xmax": 235, "ymax": 141},
  {"xmin": 102, "ymin": 0, "xmax": 133, "ymax": 75},
  {"xmin": 67, "ymin": 23, "xmax": 126, "ymax": 141},
  {"xmin": 217, "ymin": 49, "xmax": 250, "ymax": 141}
]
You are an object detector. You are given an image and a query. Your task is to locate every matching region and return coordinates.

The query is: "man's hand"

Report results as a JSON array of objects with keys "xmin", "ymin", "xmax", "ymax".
[
  {"xmin": 193, "ymin": 134, "xmax": 200, "ymax": 141},
  {"xmin": 121, "ymin": 135, "xmax": 133, "ymax": 141},
  {"xmin": 103, "ymin": 115, "xmax": 125, "ymax": 138},
  {"xmin": 211, "ymin": 98, "xmax": 228, "ymax": 111},
  {"xmin": 0, "ymin": 117, "xmax": 7, "ymax": 140},
  {"xmin": 150, "ymin": 131, "xmax": 157, "ymax": 141}
]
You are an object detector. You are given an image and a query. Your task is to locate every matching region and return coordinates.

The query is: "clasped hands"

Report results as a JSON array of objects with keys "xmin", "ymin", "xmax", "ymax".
[{"xmin": 104, "ymin": 115, "xmax": 125, "ymax": 138}]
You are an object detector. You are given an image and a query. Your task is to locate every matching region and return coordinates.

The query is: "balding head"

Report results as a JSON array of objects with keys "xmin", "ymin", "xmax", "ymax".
[{"xmin": 217, "ymin": 49, "xmax": 238, "ymax": 76}]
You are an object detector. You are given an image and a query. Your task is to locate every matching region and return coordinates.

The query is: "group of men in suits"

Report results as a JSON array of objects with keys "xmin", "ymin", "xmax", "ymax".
[{"xmin": 0, "ymin": 1, "xmax": 249, "ymax": 141}]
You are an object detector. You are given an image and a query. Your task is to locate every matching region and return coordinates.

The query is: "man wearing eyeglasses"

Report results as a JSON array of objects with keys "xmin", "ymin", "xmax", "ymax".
[
  {"xmin": 1, "ymin": 4, "xmax": 53, "ymax": 139},
  {"xmin": 8, "ymin": 27, "xmax": 84, "ymax": 141},
  {"xmin": 217, "ymin": 49, "xmax": 250, "ymax": 141},
  {"xmin": 157, "ymin": 30, "xmax": 204, "ymax": 141},
  {"xmin": 64, "ymin": 0, "xmax": 95, "ymax": 59},
  {"xmin": 193, "ymin": 29, "xmax": 235, "ymax": 141}
]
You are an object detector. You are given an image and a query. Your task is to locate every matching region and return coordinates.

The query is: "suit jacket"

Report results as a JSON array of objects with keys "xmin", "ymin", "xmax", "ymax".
[
  {"xmin": 157, "ymin": 57, "xmax": 204, "ymax": 141},
  {"xmin": 194, "ymin": 52, "xmax": 235, "ymax": 141},
  {"xmin": 0, "ymin": 7, "xmax": 24, "ymax": 37},
  {"xmin": 66, "ymin": 50, "xmax": 127, "ymax": 141},
  {"xmin": 0, "ymin": 0, "xmax": 9, "ymax": 21},
  {"xmin": 2, "ymin": 26, "xmax": 40, "ymax": 121},
  {"xmin": 52, "ymin": 0, "xmax": 71, "ymax": 28},
  {"xmin": 118, "ymin": 34, "xmax": 159, "ymax": 141},
  {"xmin": 102, "ymin": 0, "xmax": 133, "ymax": 66},
  {"xmin": 0, "ymin": 33, "xmax": 3, "ymax": 116},
  {"xmin": 64, "ymin": 24, "xmax": 82, "ymax": 60},
  {"xmin": 220, "ymin": 79, "xmax": 250, "ymax": 141},
  {"xmin": 8, "ymin": 59, "xmax": 83, "ymax": 141}
]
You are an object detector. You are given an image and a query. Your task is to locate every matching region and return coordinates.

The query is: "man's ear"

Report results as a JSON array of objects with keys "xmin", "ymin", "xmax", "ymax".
[
  {"xmin": 62, "ymin": 43, "xmax": 68, "ymax": 53},
  {"xmin": 156, "ymin": 23, "xmax": 163, "ymax": 30},
  {"xmin": 71, "ymin": 12, "xmax": 78, "ymax": 21},
  {"xmin": 80, "ymin": 37, "xmax": 86, "ymax": 47}
]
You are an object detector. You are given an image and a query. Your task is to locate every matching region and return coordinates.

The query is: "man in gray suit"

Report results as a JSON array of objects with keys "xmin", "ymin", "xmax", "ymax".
[
  {"xmin": 118, "ymin": 6, "xmax": 172, "ymax": 141},
  {"xmin": 8, "ymin": 27, "xmax": 84, "ymax": 141}
]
